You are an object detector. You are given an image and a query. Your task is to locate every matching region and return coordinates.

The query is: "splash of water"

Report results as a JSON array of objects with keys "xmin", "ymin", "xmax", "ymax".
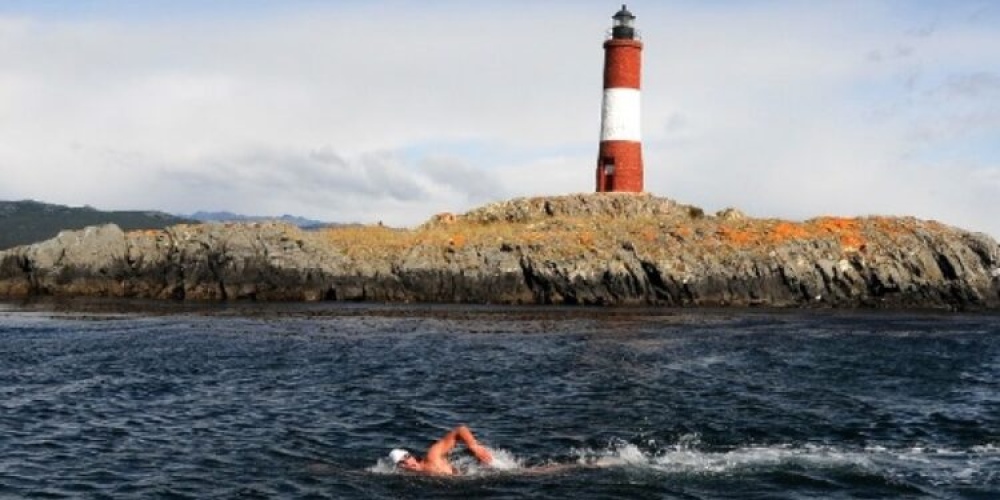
[
  {"xmin": 559, "ymin": 439, "xmax": 1000, "ymax": 486},
  {"xmin": 367, "ymin": 446, "xmax": 521, "ymax": 475}
]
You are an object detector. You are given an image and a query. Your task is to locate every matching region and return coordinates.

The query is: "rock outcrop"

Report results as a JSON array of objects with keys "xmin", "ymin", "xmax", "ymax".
[{"xmin": 1, "ymin": 193, "xmax": 998, "ymax": 309}]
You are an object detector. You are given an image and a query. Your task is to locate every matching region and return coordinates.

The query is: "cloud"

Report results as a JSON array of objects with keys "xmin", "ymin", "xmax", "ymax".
[
  {"xmin": 651, "ymin": 2, "xmax": 1000, "ymax": 229},
  {"xmin": 417, "ymin": 156, "xmax": 507, "ymax": 203},
  {"xmin": 940, "ymin": 71, "xmax": 1000, "ymax": 97},
  {"xmin": 0, "ymin": 2, "xmax": 998, "ymax": 237},
  {"xmin": 147, "ymin": 148, "xmax": 443, "ymax": 223}
]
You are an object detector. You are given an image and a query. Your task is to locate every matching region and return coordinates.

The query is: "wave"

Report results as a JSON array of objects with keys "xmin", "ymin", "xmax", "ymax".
[
  {"xmin": 577, "ymin": 439, "xmax": 1000, "ymax": 487},
  {"xmin": 367, "ymin": 439, "xmax": 1000, "ymax": 486}
]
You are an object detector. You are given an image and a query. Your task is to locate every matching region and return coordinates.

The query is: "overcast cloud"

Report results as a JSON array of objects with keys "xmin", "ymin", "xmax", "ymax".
[{"xmin": 0, "ymin": 1, "xmax": 997, "ymax": 235}]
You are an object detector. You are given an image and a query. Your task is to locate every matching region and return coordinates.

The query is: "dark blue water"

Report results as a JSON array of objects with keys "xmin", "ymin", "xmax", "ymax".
[{"xmin": 0, "ymin": 301, "xmax": 997, "ymax": 499}]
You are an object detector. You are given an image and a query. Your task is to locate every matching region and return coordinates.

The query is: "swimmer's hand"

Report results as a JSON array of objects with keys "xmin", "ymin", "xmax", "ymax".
[{"xmin": 472, "ymin": 446, "xmax": 493, "ymax": 465}]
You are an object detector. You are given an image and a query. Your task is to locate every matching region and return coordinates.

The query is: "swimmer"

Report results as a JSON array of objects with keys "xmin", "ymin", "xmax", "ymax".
[{"xmin": 389, "ymin": 425, "xmax": 493, "ymax": 475}]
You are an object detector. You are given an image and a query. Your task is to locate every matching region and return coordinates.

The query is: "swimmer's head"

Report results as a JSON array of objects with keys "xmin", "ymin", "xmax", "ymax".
[{"xmin": 389, "ymin": 448, "xmax": 411, "ymax": 466}]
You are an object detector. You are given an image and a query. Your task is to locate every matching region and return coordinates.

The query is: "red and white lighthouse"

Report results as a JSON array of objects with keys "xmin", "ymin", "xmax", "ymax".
[{"xmin": 596, "ymin": 4, "xmax": 644, "ymax": 193}]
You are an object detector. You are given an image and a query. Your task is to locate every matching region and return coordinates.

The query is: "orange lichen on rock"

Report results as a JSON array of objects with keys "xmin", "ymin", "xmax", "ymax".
[
  {"xmin": 716, "ymin": 225, "xmax": 758, "ymax": 246},
  {"xmin": 709, "ymin": 217, "xmax": 869, "ymax": 254},
  {"xmin": 766, "ymin": 222, "xmax": 810, "ymax": 244},
  {"xmin": 638, "ymin": 228, "xmax": 658, "ymax": 243},
  {"xmin": 873, "ymin": 216, "xmax": 924, "ymax": 236},
  {"xmin": 811, "ymin": 217, "xmax": 866, "ymax": 253},
  {"xmin": 815, "ymin": 217, "xmax": 859, "ymax": 233},
  {"xmin": 839, "ymin": 233, "xmax": 866, "ymax": 252}
]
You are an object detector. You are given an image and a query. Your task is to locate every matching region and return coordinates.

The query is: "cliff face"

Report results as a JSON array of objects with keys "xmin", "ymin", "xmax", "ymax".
[{"xmin": 1, "ymin": 194, "xmax": 998, "ymax": 309}]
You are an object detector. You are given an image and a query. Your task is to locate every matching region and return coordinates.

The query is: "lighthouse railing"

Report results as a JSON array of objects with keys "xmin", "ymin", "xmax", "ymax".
[{"xmin": 606, "ymin": 28, "xmax": 642, "ymax": 41}]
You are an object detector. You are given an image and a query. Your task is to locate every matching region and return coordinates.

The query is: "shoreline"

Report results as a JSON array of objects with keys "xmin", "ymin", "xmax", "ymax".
[{"xmin": 4, "ymin": 297, "xmax": 998, "ymax": 319}]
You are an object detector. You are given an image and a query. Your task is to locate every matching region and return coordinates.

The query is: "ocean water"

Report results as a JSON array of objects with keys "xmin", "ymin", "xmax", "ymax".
[{"xmin": 0, "ymin": 301, "xmax": 997, "ymax": 499}]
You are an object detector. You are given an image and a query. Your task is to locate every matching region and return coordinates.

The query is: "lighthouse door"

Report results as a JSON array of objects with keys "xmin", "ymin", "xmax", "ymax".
[{"xmin": 602, "ymin": 157, "xmax": 615, "ymax": 191}]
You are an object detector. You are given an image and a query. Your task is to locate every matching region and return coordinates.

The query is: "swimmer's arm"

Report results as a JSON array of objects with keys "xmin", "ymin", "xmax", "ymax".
[
  {"xmin": 426, "ymin": 425, "xmax": 493, "ymax": 465},
  {"xmin": 425, "ymin": 427, "xmax": 459, "ymax": 463},
  {"xmin": 453, "ymin": 425, "xmax": 493, "ymax": 464}
]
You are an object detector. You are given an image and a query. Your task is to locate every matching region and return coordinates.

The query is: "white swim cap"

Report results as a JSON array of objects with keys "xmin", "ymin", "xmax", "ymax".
[{"xmin": 389, "ymin": 448, "xmax": 411, "ymax": 465}]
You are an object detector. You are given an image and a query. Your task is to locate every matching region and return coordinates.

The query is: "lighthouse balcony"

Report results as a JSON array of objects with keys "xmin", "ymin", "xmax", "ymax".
[{"xmin": 606, "ymin": 27, "xmax": 642, "ymax": 41}]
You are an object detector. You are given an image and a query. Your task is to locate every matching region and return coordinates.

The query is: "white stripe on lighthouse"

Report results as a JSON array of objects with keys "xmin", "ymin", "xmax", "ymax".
[{"xmin": 600, "ymin": 88, "xmax": 641, "ymax": 142}]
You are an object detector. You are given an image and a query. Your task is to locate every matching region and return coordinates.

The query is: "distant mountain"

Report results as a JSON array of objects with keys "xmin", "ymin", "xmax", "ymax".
[
  {"xmin": 187, "ymin": 211, "xmax": 333, "ymax": 229},
  {"xmin": 0, "ymin": 200, "xmax": 195, "ymax": 250}
]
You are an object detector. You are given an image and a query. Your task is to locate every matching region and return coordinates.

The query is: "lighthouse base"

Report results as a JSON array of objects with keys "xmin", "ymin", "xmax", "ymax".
[{"xmin": 596, "ymin": 140, "xmax": 643, "ymax": 193}]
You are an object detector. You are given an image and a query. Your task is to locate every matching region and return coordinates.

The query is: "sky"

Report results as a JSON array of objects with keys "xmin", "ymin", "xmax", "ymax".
[{"xmin": 0, "ymin": 1, "xmax": 998, "ymax": 236}]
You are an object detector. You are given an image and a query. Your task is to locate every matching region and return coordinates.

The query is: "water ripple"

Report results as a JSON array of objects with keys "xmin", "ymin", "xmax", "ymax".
[{"xmin": 0, "ymin": 304, "xmax": 997, "ymax": 498}]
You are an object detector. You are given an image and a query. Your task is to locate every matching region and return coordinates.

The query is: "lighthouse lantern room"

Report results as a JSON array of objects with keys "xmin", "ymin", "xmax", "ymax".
[{"xmin": 596, "ymin": 4, "xmax": 644, "ymax": 193}]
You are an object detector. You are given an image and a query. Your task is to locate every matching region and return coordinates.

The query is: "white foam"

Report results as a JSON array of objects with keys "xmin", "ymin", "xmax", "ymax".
[
  {"xmin": 563, "ymin": 439, "xmax": 1000, "ymax": 486},
  {"xmin": 651, "ymin": 444, "xmax": 874, "ymax": 474},
  {"xmin": 367, "ymin": 441, "xmax": 1000, "ymax": 485},
  {"xmin": 367, "ymin": 457, "xmax": 398, "ymax": 474},
  {"xmin": 367, "ymin": 446, "xmax": 522, "ymax": 475},
  {"xmin": 452, "ymin": 446, "xmax": 523, "ymax": 475},
  {"xmin": 571, "ymin": 441, "xmax": 650, "ymax": 468},
  {"xmin": 484, "ymin": 447, "xmax": 523, "ymax": 471},
  {"xmin": 970, "ymin": 443, "xmax": 998, "ymax": 454}
]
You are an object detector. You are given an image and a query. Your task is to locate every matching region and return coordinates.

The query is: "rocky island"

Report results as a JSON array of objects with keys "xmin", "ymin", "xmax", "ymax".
[{"xmin": 1, "ymin": 194, "xmax": 998, "ymax": 309}]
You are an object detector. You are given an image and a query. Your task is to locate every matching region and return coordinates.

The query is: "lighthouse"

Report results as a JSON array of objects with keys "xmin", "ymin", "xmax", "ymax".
[{"xmin": 596, "ymin": 4, "xmax": 644, "ymax": 193}]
